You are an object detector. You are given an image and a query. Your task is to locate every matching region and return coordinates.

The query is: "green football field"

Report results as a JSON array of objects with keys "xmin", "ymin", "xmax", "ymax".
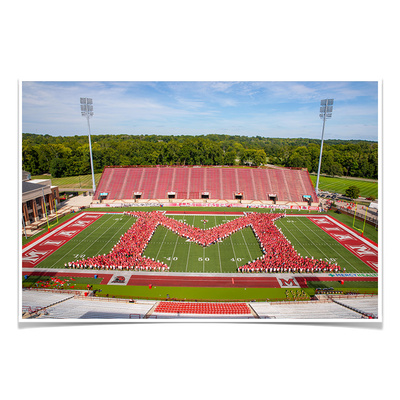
[
  {"xmin": 274, "ymin": 217, "xmax": 373, "ymax": 274},
  {"xmin": 34, "ymin": 214, "xmax": 137, "ymax": 269},
  {"xmin": 143, "ymin": 215, "xmax": 263, "ymax": 273},
  {"xmin": 33, "ymin": 213, "xmax": 375, "ymax": 275}
]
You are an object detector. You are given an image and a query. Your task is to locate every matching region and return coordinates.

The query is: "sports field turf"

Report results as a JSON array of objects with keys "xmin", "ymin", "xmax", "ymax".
[
  {"xmin": 33, "ymin": 213, "xmax": 375, "ymax": 275},
  {"xmin": 274, "ymin": 217, "xmax": 373, "ymax": 274},
  {"xmin": 143, "ymin": 215, "xmax": 263, "ymax": 273},
  {"xmin": 309, "ymin": 175, "xmax": 378, "ymax": 198},
  {"xmin": 34, "ymin": 214, "xmax": 137, "ymax": 269}
]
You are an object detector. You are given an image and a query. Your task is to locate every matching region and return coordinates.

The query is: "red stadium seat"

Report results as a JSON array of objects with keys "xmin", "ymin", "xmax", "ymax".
[
  {"xmin": 96, "ymin": 166, "xmax": 317, "ymax": 203},
  {"xmin": 153, "ymin": 302, "xmax": 251, "ymax": 315}
]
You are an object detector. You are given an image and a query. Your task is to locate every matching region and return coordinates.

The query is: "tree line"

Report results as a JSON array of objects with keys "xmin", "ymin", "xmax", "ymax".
[{"xmin": 22, "ymin": 133, "xmax": 378, "ymax": 180}]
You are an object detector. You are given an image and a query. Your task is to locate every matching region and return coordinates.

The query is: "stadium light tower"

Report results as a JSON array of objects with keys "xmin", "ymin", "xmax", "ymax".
[
  {"xmin": 315, "ymin": 99, "xmax": 334, "ymax": 196},
  {"xmin": 80, "ymin": 98, "xmax": 96, "ymax": 194}
]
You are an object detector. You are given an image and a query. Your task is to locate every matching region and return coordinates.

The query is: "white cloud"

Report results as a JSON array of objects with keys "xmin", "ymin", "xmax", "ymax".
[{"xmin": 21, "ymin": 81, "xmax": 378, "ymax": 140}]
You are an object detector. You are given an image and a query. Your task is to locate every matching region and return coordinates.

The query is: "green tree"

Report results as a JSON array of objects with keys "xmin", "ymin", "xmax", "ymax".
[
  {"xmin": 327, "ymin": 162, "xmax": 343, "ymax": 177},
  {"xmin": 287, "ymin": 153, "xmax": 304, "ymax": 168},
  {"xmin": 49, "ymin": 158, "xmax": 66, "ymax": 178},
  {"xmin": 224, "ymin": 150, "xmax": 236, "ymax": 165},
  {"xmin": 22, "ymin": 143, "xmax": 40, "ymax": 174},
  {"xmin": 345, "ymin": 185, "xmax": 361, "ymax": 199},
  {"xmin": 240, "ymin": 149, "xmax": 266, "ymax": 166},
  {"xmin": 22, "ymin": 133, "xmax": 378, "ymax": 179},
  {"xmin": 165, "ymin": 140, "xmax": 181, "ymax": 164},
  {"xmin": 253, "ymin": 149, "xmax": 267, "ymax": 166}
]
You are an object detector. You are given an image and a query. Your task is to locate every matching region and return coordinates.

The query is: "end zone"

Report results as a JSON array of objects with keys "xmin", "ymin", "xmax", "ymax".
[
  {"xmin": 306, "ymin": 215, "xmax": 378, "ymax": 272},
  {"xmin": 22, "ymin": 212, "xmax": 104, "ymax": 268}
]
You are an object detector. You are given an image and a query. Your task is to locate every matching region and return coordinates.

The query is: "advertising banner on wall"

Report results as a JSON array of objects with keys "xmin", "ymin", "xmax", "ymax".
[{"xmin": 91, "ymin": 202, "xmax": 321, "ymax": 211}]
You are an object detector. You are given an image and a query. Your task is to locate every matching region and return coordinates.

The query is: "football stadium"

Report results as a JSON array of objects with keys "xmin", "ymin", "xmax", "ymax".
[{"xmin": 21, "ymin": 165, "xmax": 379, "ymax": 321}]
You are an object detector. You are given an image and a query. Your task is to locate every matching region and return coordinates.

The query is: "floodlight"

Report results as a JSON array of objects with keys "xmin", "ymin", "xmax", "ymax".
[
  {"xmin": 320, "ymin": 106, "xmax": 333, "ymax": 114},
  {"xmin": 315, "ymin": 99, "xmax": 334, "ymax": 196},
  {"xmin": 80, "ymin": 97, "xmax": 96, "ymax": 194}
]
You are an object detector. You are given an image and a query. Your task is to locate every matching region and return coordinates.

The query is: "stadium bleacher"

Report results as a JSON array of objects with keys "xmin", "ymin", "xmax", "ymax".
[
  {"xmin": 37, "ymin": 298, "xmax": 156, "ymax": 319},
  {"xmin": 22, "ymin": 290, "xmax": 75, "ymax": 315},
  {"xmin": 22, "ymin": 290, "xmax": 377, "ymax": 320},
  {"xmin": 250, "ymin": 300, "xmax": 371, "ymax": 319},
  {"xmin": 94, "ymin": 166, "xmax": 318, "ymax": 203},
  {"xmin": 154, "ymin": 301, "xmax": 251, "ymax": 315}
]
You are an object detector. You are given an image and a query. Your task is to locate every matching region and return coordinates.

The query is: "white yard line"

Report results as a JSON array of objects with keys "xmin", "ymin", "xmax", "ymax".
[
  {"xmin": 215, "ymin": 216, "xmax": 222, "ymax": 273},
  {"xmin": 276, "ymin": 220, "xmax": 314, "ymax": 258},
  {"xmin": 296, "ymin": 217, "xmax": 360, "ymax": 272},
  {"xmin": 185, "ymin": 241, "xmax": 192, "ymax": 272},
  {"xmin": 185, "ymin": 216, "xmax": 195, "ymax": 272},
  {"xmin": 240, "ymin": 229, "xmax": 253, "ymax": 260},
  {"xmin": 155, "ymin": 227, "xmax": 169, "ymax": 261},
  {"xmin": 230, "ymin": 235, "xmax": 238, "ymax": 270},
  {"xmin": 94, "ymin": 216, "xmax": 134, "ymax": 256},
  {"xmin": 324, "ymin": 215, "xmax": 378, "ymax": 251},
  {"xmin": 292, "ymin": 215, "xmax": 378, "ymax": 250},
  {"xmin": 169, "ymin": 233, "xmax": 180, "ymax": 270},
  {"xmin": 47, "ymin": 214, "xmax": 121, "ymax": 268}
]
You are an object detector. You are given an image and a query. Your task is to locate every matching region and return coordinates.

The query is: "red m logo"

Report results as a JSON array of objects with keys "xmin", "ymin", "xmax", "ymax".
[{"xmin": 278, "ymin": 278, "xmax": 300, "ymax": 288}]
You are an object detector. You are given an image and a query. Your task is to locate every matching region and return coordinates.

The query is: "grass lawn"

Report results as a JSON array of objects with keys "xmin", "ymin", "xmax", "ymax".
[
  {"xmin": 88, "ymin": 279, "xmax": 377, "ymax": 301},
  {"xmin": 87, "ymin": 284, "xmax": 295, "ymax": 302},
  {"xmin": 309, "ymin": 175, "xmax": 378, "ymax": 198},
  {"xmin": 32, "ymin": 173, "xmax": 102, "ymax": 189},
  {"xmin": 305, "ymin": 279, "xmax": 377, "ymax": 293},
  {"xmin": 22, "ymin": 275, "xmax": 102, "ymax": 290}
]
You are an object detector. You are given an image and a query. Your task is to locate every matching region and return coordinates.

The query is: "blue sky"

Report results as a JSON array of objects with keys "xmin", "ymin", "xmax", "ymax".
[{"xmin": 22, "ymin": 81, "xmax": 379, "ymax": 141}]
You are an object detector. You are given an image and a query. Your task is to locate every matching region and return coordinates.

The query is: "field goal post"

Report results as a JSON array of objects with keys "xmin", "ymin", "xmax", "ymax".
[{"xmin": 352, "ymin": 203, "xmax": 368, "ymax": 236}]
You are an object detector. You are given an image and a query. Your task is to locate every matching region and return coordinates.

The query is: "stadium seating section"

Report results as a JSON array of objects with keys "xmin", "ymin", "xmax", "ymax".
[
  {"xmin": 95, "ymin": 166, "xmax": 317, "ymax": 203},
  {"xmin": 154, "ymin": 301, "xmax": 251, "ymax": 315}
]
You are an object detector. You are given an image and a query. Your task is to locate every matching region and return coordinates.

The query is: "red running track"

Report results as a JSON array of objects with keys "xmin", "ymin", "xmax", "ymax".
[
  {"xmin": 22, "ymin": 272, "xmax": 378, "ymax": 289},
  {"xmin": 127, "ymin": 274, "xmax": 280, "ymax": 288}
]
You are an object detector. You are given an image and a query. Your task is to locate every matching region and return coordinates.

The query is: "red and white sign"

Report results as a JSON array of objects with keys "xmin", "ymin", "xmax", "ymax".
[{"xmin": 278, "ymin": 277, "xmax": 300, "ymax": 288}]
